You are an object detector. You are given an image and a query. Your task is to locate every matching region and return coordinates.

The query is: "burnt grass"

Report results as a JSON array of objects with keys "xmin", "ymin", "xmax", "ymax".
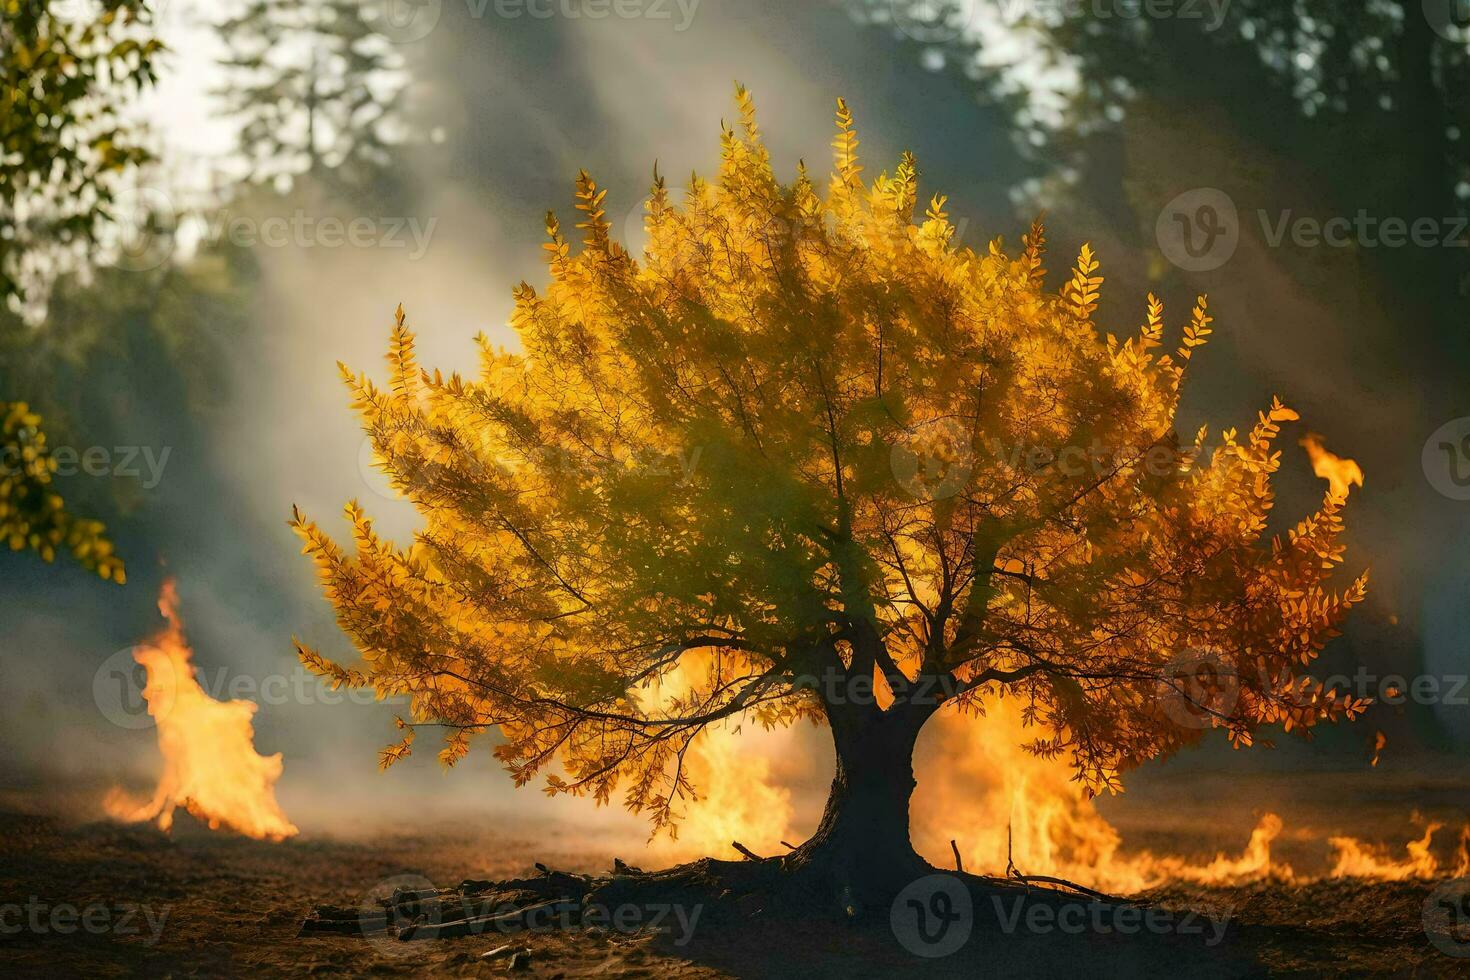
[{"xmin": 1, "ymin": 807, "xmax": 1468, "ymax": 978}]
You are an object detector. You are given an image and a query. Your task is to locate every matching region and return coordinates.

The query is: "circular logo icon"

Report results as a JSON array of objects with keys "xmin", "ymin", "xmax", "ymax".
[
  {"xmin": 1425, "ymin": 0, "xmax": 1470, "ymax": 40},
  {"xmin": 107, "ymin": 186, "xmax": 178, "ymax": 273},
  {"xmin": 621, "ymin": 184, "xmax": 688, "ymax": 262},
  {"xmin": 891, "ymin": 873, "xmax": 972, "ymax": 958},
  {"xmin": 93, "ymin": 645, "xmax": 179, "ymax": 730},
  {"xmin": 890, "ymin": 418, "xmax": 974, "ymax": 502},
  {"xmin": 1157, "ymin": 646, "xmax": 1240, "ymax": 730},
  {"xmin": 889, "ymin": 0, "xmax": 977, "ymax": 44},
  {"xmin": 1423, "ymin": 417, "xmax": 1470, "ymax": 501},
  {"xmin": 357, "ymin": 434, "xmax": 403, "ymax": 502},
  {"xmin": 1155, "ymin": 188, "xmax": 1239, "ymax": 272},
  {"xmin": 360, "ymin": 0, "xmax": 441, "ymax": 43},
  {"xmin": 362, "ymin": 873, "xmax": 442, "ymax": 954},
  {"xmin": 1424, "ymin": 877, "xmax": 1470, "ymax": 958}
]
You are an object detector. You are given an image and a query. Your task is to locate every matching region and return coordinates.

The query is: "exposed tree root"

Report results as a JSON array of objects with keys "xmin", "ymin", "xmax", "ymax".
[{"xmin": 298, "ymin": 851, "xmax": 1140, "ymax": 944}]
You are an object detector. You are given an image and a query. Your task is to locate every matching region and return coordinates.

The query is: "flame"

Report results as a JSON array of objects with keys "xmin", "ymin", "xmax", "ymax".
[
  {"xmin": 103, "ymin": 579, "xmax": 298, "ymax": 841},
  {"xmin": 655, "ymin": 692, "xmax": 1465, "ymax": 890},
  {"xmin": 645, "ymin": 720, "xmax": 795, "ymax": 862},
  {"xmin": 1328, "ymin": 823, "xmax": 1470, "ymax": 881},
  {"xmin": 1300, "ymin": 434, "xmax": 1363, "ymax": 498},
  {"xmin": 911, "ymin": 699, "xmax": 1289, "ymax": 891},
  {"xmin": 639, "ymin": 653, "xmax": 794, "ymax": 863}
]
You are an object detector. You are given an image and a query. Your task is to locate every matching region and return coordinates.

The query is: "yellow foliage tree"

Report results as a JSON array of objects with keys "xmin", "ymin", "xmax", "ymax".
[
  {"xmin": 1, "ymin": 401, "xmax": 124, "ymax": 581},
  {"xmin": 293, "ymin": 89, "xmax": 1367, "ymax": 900}
]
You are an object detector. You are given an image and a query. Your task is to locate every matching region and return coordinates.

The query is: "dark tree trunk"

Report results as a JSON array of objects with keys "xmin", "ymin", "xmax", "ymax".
[{"xmin": 785, "ymin": 703, "xmax": 932, "ymax": 910}]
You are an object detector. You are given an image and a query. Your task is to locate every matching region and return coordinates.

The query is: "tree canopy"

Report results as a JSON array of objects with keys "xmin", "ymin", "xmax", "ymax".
[{"xmin": 294, "ymin": 90, "xmax": 1368, "ymax": 835}]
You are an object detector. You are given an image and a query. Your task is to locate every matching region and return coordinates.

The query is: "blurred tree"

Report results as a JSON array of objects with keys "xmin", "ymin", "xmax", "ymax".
[
  {"xmin": 215, "ymin": 0, "xmax": 411, "ymax": 193},
  {"xmin": 295, "ymin": 94, "xmax": 1368, "ymax": 902},
  {"xmin": 0, "ymin": 0, "xmax": 162, "ymax": 579},
  {"xmin": 0, "ymin": 401, "xmax": 124, "ymax": 580},
  {"xmin": 0, "ymin": 0, "xmax": 162, "ymax": 314}
]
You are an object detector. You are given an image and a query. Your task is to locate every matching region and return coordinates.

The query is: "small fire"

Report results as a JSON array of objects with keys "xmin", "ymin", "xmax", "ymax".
[
  {"xmin": 642, "ymin": 654, "xmax": 794, "ymax": 862},
  {"xmin": 911, "ymin": 699, "xmax": 1291, "ymax": 892},
  {"xmin": 1299, "ymin": 434, "xmax": 1364, "ymax": 499},
  {"xmin": 103, "ymin": 579, "xmax": 298, "ymax": 841},
  {"xmin": 645, "ymin": 720, "xmax": 795, "ymax": 862}
]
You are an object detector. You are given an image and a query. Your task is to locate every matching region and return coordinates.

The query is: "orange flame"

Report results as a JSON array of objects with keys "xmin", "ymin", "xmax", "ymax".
[
  {"xmin": 103, "ymin": 579, "xmax": 297, "ymax": 841},
  {"xmin": 911, "ymin": 700, "xmax": 1290, "ymax": 891},
  {"xmin": 641, "ymin": 654, "xmax": 794, "ymax": 862},
  {"xmin": 657, "ymin": 693, "xmax": 1465, "ymax": 889},
  {"xmin": 1300, "ymin": 434, "xmax": 1364, "ymax": 499}
]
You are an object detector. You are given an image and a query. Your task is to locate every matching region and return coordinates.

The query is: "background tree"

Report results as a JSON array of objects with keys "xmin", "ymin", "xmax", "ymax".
[
  {"xmin": 293, "ymin": 93, "xmax": 1368, "ymax": 903},
  {"xmin": 1, "ymin": 0, "xmax": 161, "ymax": 313},
  {"xmin": 215, "ymin": 0, "xmax": 410, "ymax": 193},
  {"xmin": 0, "ymin": 0, "xmax": 160, "ymax": 579}
]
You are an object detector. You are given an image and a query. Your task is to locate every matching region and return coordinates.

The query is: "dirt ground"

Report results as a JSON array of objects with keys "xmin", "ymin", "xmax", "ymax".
[{"xmin": 2, "ymin": 797, "xmax": 1469, "ymax": 979}]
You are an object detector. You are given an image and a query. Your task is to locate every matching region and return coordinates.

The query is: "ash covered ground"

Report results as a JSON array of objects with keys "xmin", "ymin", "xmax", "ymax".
[{"xmin": 3, "ymin": 773, "xmax": 1469, "ymax": 979}]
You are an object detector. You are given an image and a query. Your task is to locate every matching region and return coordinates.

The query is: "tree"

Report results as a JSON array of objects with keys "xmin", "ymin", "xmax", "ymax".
[
  {"xmin": 0, "ymin": 0, "xmax": 161, "ymax": 314},
  {"xmin": 0, "ymin": 401, "xmax": 125, "ymax": 580},
  {"xmin": 0, "ymin": 0, "xmax": 159, "ymax": 581},
  {"xmin": 215, "ymin": 0, "xmax": 409, "ymax": 192},
  {"xmin": 293, "ymin": 91, "xmax": 1368, "ymax": 903}
]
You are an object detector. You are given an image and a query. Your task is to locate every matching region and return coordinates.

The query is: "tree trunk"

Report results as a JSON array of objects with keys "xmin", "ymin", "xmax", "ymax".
[{"xmin": 786, "ymin": 705, "xmax": 932, "ymax": 910}]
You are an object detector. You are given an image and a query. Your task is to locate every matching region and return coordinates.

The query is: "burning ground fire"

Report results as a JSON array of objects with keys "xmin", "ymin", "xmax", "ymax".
[
  {"xmin": 103, "ymin": 579, "xmax": 298, "ymax": 841},
  {"xmin": 654, "ymin": 697, "xmax": 1469, "ymax": 892}
]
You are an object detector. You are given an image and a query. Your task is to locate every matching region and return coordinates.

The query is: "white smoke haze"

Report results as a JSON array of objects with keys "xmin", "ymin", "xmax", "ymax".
[{"xmin": 4, "ymin": 1, "xmax": 1467, "ymax": 881}]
